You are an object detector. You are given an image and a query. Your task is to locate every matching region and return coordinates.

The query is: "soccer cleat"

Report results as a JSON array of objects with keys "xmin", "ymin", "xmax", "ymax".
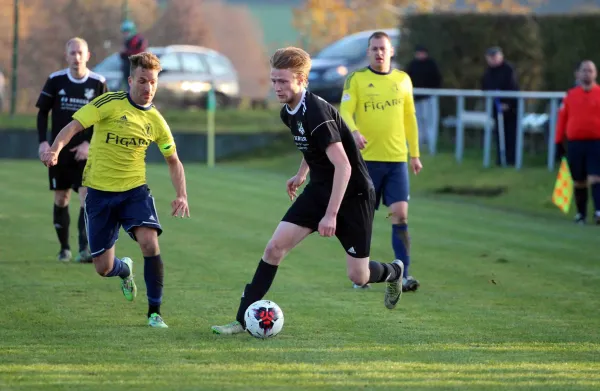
[
  {"xmin": 148, "ymin": 313, "xmax": 168, "ymax": 328},
  {"xmin": 120, "ymin": 257, "xmax": 137, "ymax": 302},
  {"xmin": 595, "ymin": 212, "xmax": 600, "ymax": 225},
  {"xmin": 75, "ymin": 249, "xmax": 93, "ymax": 263},
  {"xmin": 353, "ymin": 283, "xmax": 371, "ymax": 289},
  {"xmin": 574, "ymin": 213, "xmax": 586, "ymax": 225},
  {"xmin": 402, "ymin": 276, "xmax": 420, "ymax": 292},
  {"xmin": 384, "ymin": 260, "xmax": 404, "ymax": 310},
  {"xmin": 211, "ymin": 321, "xmax": 244, "ymax": 335},
  {"xmin": 57, "ymin": 249, "xmax": 72, "ymax": 262}
]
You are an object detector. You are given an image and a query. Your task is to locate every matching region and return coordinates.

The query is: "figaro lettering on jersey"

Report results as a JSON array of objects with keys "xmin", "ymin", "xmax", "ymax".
[
  {"xmin": 105, "ymin": 132, "xmax": 150, "ymax": 147},
  {"xmin": 364, "ymin": 98, "xmax": 402, "ymax": 112}
]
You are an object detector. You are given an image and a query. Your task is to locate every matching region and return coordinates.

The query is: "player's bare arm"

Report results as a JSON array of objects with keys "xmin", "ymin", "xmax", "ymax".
[
  {"xmin": 70, "ymin": 141, "xmax": 90, "ymax": 162},
  {"xmin": 287, "ymin": 158, "xmax": 309, "ymax": 201},
  {"xmin": 41, "ymin": 119, "xmax": 84, "ymax": 167},
  {"xmin": 320, "ymin": 142, "xmax": 352, "ymax": 237},
  {"xmin": 352, "ymin": 130, "xmax": 368, "ymax": 150},
  {"xmin": 165, "ymin": 151, "xmax": 190, "ymax": 218}
]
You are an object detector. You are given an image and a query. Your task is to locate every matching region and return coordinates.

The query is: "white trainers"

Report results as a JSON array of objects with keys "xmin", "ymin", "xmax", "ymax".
[{"xmin": 211, "ymin": 321, "xmax": 244, "ymax": 335}]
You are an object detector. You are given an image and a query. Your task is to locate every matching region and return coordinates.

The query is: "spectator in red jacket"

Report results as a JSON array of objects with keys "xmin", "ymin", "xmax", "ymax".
[
  {"xmin": 555, "ymin": 60, "xmax": 600, "ymax": 225},
  {"xmin": 120, "ymin": 20, "xmax": 148, "ymax": 90}
]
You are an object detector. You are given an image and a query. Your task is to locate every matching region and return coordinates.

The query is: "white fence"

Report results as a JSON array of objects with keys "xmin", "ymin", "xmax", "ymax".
[{"xmin": 412, "ymin": 88, "xmax": 566, "ymax": 171}]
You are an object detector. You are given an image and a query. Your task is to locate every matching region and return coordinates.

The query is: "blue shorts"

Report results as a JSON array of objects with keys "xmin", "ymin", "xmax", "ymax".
[
  {"xmin": 84, "ymin": 185, "xmax": 163, "ymax": 257},
  {"xmin": 567, "ymin": 140, "xmax": 600, "ymax": 181},
  {"xmin": 365, "ymin": 162, "xmax": 409, "ymax": 209}
]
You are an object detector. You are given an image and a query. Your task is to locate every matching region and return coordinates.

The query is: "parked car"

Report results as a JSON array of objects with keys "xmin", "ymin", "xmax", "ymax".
[
  {"xmin": 308, "ymin": 29, "xmax": 400, "ymax": 103},
  {"xmin": 93, "ymin": 45, "xmax": 241, "ymax": 108}
]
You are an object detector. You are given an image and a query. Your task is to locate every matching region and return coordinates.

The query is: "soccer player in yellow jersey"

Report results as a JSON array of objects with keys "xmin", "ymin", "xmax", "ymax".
[
  {"xmin": 41, "ymin": 52, "xmax": 190, "ymax": 328},
  {"xmin": 340, "ymin": 31, "xmax": 423, "ymax": 292}
]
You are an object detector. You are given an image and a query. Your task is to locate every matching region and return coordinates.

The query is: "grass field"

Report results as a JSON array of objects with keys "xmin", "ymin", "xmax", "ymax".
[{"xmin": 0, "ymin": 158, "xmax": 598, "ymax": 390}]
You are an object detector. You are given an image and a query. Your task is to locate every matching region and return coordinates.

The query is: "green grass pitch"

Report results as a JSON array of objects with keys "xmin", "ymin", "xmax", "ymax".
[{"xmin": 0, "ymin": 158, "xmax": 598, "ymax": 390}]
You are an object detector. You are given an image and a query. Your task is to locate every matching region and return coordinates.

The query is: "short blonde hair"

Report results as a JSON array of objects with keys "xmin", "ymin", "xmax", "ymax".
[
  {"xmin": 129, "ymin": 52, "xmax": 162, "ymax": 76},
  {"xmin": 270, "ymin": 47, "xmax": 311, "ymax": 86},
  {"xmin": 65, "ymin": 37, "xmax": 88, "ymax": 52}
]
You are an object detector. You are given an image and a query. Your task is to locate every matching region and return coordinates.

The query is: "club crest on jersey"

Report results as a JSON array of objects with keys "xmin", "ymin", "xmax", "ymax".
[
  {"xmin": 297, "ymin": 121, "xmax": 305, "ymax": 135},
  {"xmin": 145, "ymin": 123, "xmax": 152, "ymax": 136},
  {"xmin": 84, "ymin": 88, "xmax": 95, "ymax": 100}
]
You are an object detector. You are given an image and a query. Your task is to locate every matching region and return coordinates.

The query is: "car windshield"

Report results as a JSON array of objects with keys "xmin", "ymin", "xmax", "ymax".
[
  {"xmin": 315, "ymin": 33, "xmax": 399, "ymax": 61},
  {"xmin": 315, "ymin": 36, "xmax": 369, "ymax": 61}
]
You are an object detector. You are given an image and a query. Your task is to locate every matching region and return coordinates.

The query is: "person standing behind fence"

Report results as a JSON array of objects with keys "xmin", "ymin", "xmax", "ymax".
[
  {"xmin": 481, "ymin": 47, "xmax": 520, "ymax": 166},
  {"xmin": 555, "ymin": 60, "xmax": 600, "ymax": 225},
  {"xmin": 120, "ymin": 20, "xmax": 148, "ymax": 90},
  {"xmin": 405, "ymin": 45, "xmax": 442, "ymax": 147}
]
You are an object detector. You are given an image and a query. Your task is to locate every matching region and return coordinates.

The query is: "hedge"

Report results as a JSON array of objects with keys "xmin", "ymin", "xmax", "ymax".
[{"xmin": 398, "ymin": 13, "xmax": 600, "ymax": 92}]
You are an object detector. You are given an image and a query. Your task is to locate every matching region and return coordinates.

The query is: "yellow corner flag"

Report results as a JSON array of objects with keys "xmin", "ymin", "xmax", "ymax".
[{"xmin": 552, "ymin": 157, "xmax": 573, "ymax": 214}]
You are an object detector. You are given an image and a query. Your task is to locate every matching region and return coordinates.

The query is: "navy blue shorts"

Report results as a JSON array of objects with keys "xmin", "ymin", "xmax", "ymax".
[
  {"xmin": 84, "ymin": 185, "xmax": 162, "ymax": 257},
  {"xmin": 365, "ymin": 162, "xmax": 409, "ymax": 209},
  {"xmin": 567, "ymin": 140, "xmax": 600, "ymax": 182}
]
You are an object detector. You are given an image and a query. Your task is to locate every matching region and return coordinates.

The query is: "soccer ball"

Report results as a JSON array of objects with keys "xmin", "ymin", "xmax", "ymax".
[{"xmin": 244, "ymin": 300, "xmax": 284, "ymax": 339}]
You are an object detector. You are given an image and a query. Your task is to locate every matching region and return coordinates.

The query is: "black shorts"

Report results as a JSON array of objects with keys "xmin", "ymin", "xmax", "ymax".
[
  {"xmin": 48, "ymin": 149, "xmax": 86, "ymax": 192},
  {"xmin": 281, "ymin": 184, "xmax": 375, "ymax": 258},
  {"xmin": 567, "ymin": 140, "xmax": 600, "ymax": 181}
]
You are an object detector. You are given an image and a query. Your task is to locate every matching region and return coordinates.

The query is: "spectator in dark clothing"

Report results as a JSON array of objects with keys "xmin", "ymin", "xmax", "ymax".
[
  {"xmin": 481, "ymin": 46, "xmax": 520, "ymax": 166},
  {"xmin": 405, "ymin": 45, "xmax": 442, "ymax": 146},
  {"xmin": 120, "ymin": 20, "xmax": 148, "ymax": 90}
]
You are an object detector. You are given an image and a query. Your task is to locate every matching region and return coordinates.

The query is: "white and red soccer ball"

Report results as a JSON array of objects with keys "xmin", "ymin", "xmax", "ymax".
[{"xmin": 244, "ymin": 300, "xmax": 284, "ymax": 339}]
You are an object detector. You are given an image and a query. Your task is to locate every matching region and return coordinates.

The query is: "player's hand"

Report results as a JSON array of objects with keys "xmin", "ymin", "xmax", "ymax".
[
  {"xmin": 410, "ymin": 157, "xmax": 423, "ymax": 175},
  {"xmin": 41, "ymin": 150, "xmax": 59, "ymax": 167},
  {"xmin": 352, "ymin": 130, "xmax": 367, "ymax": 150},
  {"xmin": 70, "ymin": 141, "xmax": 89, "ymax": 161},
  {"xmin": 286, "ymin": 175, "xmax": 306, "ymax": 201},
  {"xmin": 38, "ymin": 142, "xmax": 50, "ymax": 159},
  {"xmin": 171, "ymin": 196, "xmax": 190, "ymax": 218},
  {"xmin": 318, "ymin": 213, "xmax": 336, "ymax": 237}
]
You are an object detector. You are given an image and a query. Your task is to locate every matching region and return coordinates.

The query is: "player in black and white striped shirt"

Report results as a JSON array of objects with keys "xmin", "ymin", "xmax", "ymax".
[{"xmin": 36, "ymin": 37, "xmax": 108, "ymax": 263}]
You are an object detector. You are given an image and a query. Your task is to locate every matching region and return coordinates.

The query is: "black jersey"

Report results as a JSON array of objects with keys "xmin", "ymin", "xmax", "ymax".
[
  {"xmin": 280, "ymin": 90, "xmax": 373, "ymax": 197},
  {"xmin": 36, "ymin": 69, "xmax": 107, "ymax": 147}
]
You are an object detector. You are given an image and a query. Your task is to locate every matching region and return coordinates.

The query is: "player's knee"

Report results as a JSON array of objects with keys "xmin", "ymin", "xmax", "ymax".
[
  {"xmin": 94, "ymin": 260, "xmax": 111, "ymax": 276},
  {"xmin": 263, "ymin": 240, "xmax": 287, "ymax": 264},
  {"xmin": 134, "ymin": 228, "xmax": 160, "ymax": 256},
  {"xmin": 54, "ymin": 192, "xmax": 70, "ymax": 207},
  {"xmin": 391, "ymin": 212, "xmax": 408, "ymax": 225},
  {"xmin": 348, "ymin": 269, "xmax": 368, "ymax": 286},
  {"xmin": 138, "ymin": 237, "xmax": 159, "ymax": 256}
]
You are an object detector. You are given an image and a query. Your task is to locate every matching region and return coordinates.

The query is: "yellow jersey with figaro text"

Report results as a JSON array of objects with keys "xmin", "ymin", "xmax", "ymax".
[
  {"xmin": 339, "ymin": 67, "xmax": 419, "ymax": 162},
  {"xmin": 72, "ymin": 91, "xmax": 176, "ymax": 192}
]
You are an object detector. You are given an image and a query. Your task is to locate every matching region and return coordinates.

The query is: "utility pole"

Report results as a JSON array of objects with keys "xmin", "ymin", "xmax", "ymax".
[
  {"xmin": 122, "ymin": 0, "xmax": 129, "ymax": 22},
  {"xmin": 10, "ymin": 0, "xmax": 19, "ymax": 116}
]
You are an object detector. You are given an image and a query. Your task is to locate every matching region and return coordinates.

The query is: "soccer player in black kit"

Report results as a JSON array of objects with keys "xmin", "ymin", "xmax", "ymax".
[
  {"xmin": 37, "ymin": 37, "xmax": 108, "ymax": 263},
  {"xmin": 211, "ymin": 47, "xmax": 404, "ymax": 335}
]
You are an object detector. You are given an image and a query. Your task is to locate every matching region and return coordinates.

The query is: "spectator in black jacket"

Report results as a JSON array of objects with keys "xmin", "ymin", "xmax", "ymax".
[
  {"xmin": 405, "ymin": 45, "xmax": 442, "ymax": 146},
  {"xmin": 482, "ymin": 46, "xmax": 520, "ymax": 166}
]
